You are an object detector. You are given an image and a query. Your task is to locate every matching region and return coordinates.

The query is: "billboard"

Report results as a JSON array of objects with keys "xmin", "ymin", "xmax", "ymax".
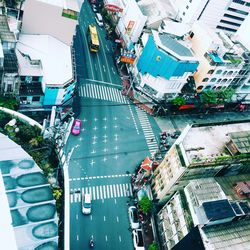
[
  {"xmin": 104, "ymin": 4, "xmax": 123, "ymax": 12},
  {"xmin": 125, "ymin": 21, "xmax": 135, "ymax": 36}
]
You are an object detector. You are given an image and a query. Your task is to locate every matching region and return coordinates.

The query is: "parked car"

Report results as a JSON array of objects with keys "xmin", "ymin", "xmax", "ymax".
[
  {"xmin": 95, "ymin": 12, "xmax": 103, "ymax": 27},
  {"xmin": 82, "ymin": 193, "xmax": 92, "ymax": 214},
  {"xmin": 71, "ymin": 119, "xmax": 81, "ymax": 135},
  {"xmin": 128, "ymin": 206, "xmax": 140, "ymax": 229},
  {"xmin": 132, "ymin": 229, "xmax": 145, "ymax": 250},
  {"xmin": 92, "ymin": 4, "xmax": 98, "ymax": 12}
]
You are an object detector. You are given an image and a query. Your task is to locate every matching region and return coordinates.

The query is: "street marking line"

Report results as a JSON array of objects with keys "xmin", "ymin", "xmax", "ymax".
[
  {"xmin": 103, "ymin": 185, "xmax": 106, "ymax": 199},
  {"xmin": 119, "ymin": 184, "xmax": 123, "ymax": 196},
  {"xmin": 123, "ymin": 183, "xmax": 127, "ymax": 196},
  {"xmin": 113, "ymin": 184, "xmax": 117, "ymax": 197},
  {"xmin": 76, "ymin": 214, "xmax": 78, "ymax": 220},
  {"xmin": 100, "ymin": 185, "xmax": 103, "ymax": 199},
  {"xmin": 119, "ymin": 236, "xmax": 121, "ymax": 242},
  {"xmin": 116, "ymin": 184, "xmax": 120, "ymax": 197},
  {"xmin": 117, "ymin": 216, "xmax": 119, "ymax": 222},
  {"xmin": 104, "ymin": 216, "xmax": 106, "ymax": 221},
  {"xmin": 105, "ymin": 235, "xmax": 108, "ymax": 242},
  {"xmin": 110, "ymin": 185, "xmax": 113, "ymax": 198},
  {"xmin": 96, "ymin": 186, "xmax": 99, "ymax": 199},
  {"xmin": 107, "ymin": 185, "xmax": 110, "ymax": 198},
  {"xmin": 92, "ymin": 186, "xmax": 96, "ymax": 200},
  {"xmin": 77, "ymin": 235, "xmax": 79, "ymax": 241}
]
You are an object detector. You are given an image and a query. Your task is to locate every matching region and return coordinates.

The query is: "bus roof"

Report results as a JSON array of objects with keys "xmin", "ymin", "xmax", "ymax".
[{"xmin": 89, "ymin": 24, "xmax": 99, "ymax": 46}]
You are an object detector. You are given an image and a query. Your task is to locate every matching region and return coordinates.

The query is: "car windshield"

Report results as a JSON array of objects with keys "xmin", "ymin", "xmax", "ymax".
[
  {"xmin": 132, "ymin": 209, "xmax": 139, "ymax": 222},
  {"xmin": 137, "ymin": 231, "xmax": 144, "ymax": 246},
  {"xmin": 74, "ymin": 125, "xmax": 80, "ymax": 130},
  {"xmin": 84, "ymin": 202, "xmax": 91, "ymax": 208}
]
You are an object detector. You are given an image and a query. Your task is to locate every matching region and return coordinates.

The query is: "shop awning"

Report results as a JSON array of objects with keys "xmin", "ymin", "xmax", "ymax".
[{"xmin": 140, "ymin": 157, "xmax": 152, "ymax": 171}]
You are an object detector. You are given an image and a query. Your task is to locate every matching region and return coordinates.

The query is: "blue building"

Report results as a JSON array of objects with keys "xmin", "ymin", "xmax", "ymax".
[{"xmin": 135, "ymin": 30, "xmax": 198, "ymax": 101}]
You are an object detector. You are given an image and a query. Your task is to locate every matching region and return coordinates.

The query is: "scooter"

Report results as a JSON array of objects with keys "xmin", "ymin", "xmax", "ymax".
[{"xmin": 89, "ymin": 236, "xmax": 94, "ymax": 248}]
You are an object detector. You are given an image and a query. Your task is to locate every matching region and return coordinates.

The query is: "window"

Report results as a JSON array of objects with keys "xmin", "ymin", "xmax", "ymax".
[
  {"xmin": 20, "ymin": 76, "xmax": 26, "ymax": 81},
  {"xmin": 186, "ymin": 5, "xmax": 189, "ymax": 9},
  {"xmin": 223, "ymin": 13, "xmax": 244, "ymax": 21},
  {"xmin": 216, "ymin": 70, "xmax": 222, "ymax": 74},
  {"xmin": 207, "ymin": 70, "xmax": 214, "ymax": 74},
  {"xmin": 202, "ymin": 78, "xmax": 209, "ymax": 82},
  {"xmin": 220, "ymin": 20, "xmax": 241, "ymax": 27},
  {"xmin": 216, "ymin": 25, "xmax": 237, "ymax": 32},
  {"xmin": 210, "ymin": 78, "xmax": 217, "ymax": 82},
  {"xmin": 33, "ymin": 76, "xmax": 39, "ymax": 82},
  {"xmin": 32, "ymin": 96, "xmax": 40, "ymax": 102},
  {"xmin": 7, "ymin": 84, "xmax": 12, "ymax": 92},
  {"xmin": 183, "ymin": 12, "xmax": 185, "ymax": 16},
  {"xmin": 227, "ymin": 7, "xmax": 248, "ymax": 15}
]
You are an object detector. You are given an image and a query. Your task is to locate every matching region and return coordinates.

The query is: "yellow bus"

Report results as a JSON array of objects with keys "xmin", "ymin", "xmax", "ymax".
[{"xmin": 88, "ymin": 24, "xmax": 99, "ymax": 52}]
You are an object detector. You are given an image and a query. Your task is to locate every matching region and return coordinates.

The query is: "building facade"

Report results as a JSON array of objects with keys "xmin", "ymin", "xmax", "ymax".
[
  {"xmin": 167, "ymin": 0, "xmax": 250, "ymax": 33},
  {"xmin": 190, "ymin": 22, "xmax": 247, "ymax": 93},
  {"xmin": 135, "ymin": 30, "xmax": 198, "ymax": 103}
]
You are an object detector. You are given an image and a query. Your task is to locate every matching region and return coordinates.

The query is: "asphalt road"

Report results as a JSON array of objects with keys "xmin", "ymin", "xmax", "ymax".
[{"xmin": 67, "ymin": 2, "xmax": 161, "ymax": 249}]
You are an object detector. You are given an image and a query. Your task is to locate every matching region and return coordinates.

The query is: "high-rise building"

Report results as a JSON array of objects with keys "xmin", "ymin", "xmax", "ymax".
[{"xmin": 167, "ymin": 0, "xmax": 250, "ymax": 33}]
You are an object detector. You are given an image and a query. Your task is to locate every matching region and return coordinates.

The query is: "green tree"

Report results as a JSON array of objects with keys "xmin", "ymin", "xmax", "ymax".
[
  {"xmin": 171, "ymin": 96, "xmax": 186, "ymax": 107},
  {"xmin": 0, "ymin": 96, "xmax": 19, "ymax": 110},
  {"xmin": 200, "ymin": 90, "xmax": 217, "ymax": 104},
  {"xmin": 217, "ymin": 88, "xmax": 235, "ymax": 104},
  {"xmin": 139, "ymin": 196, "xmax": 152, "ymax": 215},
  {"xmin": 149, "ymin": 242, "xmax": 159, "ymax": 250}
]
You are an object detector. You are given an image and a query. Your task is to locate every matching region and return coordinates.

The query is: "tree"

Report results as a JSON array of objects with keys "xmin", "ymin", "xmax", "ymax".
[
  {"xmin": 171, "ymin": 96, "xmax": 186, "ymax": 107},
  {"xmin": 0, "ymin": 96, "xmax": 19, "ymax": 110},
  {"xmin": 149, "ymin": 242, "xmax": 159, "ymax": 250},
  {"xmin": 139, "ymin": 196, "xmax": 152, "ymax": 215},
  {"xmin": 217, "ymin": 88, "xmax": 235, "ymax": 104},
  {"xmin": 200, "ymin": 90, "xmax": 217, "ymax": 105}
]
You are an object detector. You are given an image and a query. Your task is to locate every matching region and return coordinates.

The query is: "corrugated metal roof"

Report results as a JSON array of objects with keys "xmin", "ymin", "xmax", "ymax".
[
  {"xmin": 158, "ymin": 33, "xmax": 193, "ymax": 57},
  {"xmin": 0, "ymin": 15, "xmax": 16, "ymax": 42}
]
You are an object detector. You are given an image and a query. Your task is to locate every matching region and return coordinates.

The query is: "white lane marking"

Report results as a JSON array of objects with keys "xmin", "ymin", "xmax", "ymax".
[
  {"xmin": 92, "ymin": 186, "xmax": 96, "ymax": 200},
  {"xmin": 76, "ymin": 214, "xmax": 78, "ymax": 220},
  {"xmin": 105, "ymin": 235, "xmax": 108, "ymax": 241},
  {"xmin": 77, "ymin": 235, "xmax": 79, "ymax": 241},
  {"xmin": 103, "ymin": 185, "xmax": 106, "ymax": 199},
  {"xmin": 114, "ymin": 199, "xmax": 117, "ymax": 204},
  {"xmin": 96, "ymin": 186, "xmax": 99, "ymax": 199},
  {"xmin": 116, "ymin": 184, "xmax": 120, "ymax": 197},
  {"xmin": 111, "ymin": 67, "xmax": 115, "ymax": 74},
  {"xmin": 103, "ymin": 65, "xmax": 106, "ymax": 72},
  {"xmin": 117, "ymin": 216, "xmax": 119, "ymax": 222},
  {"xmin": 119, "ymin": 235, "xmax": 121, "ymax": 242},
  {"xmin": 90, "ymin": 215, "xmax": 93, "ymax": 221},
  {"xmin": 104, "ymin": 216, "xmax": 106, "ymax": 221}
]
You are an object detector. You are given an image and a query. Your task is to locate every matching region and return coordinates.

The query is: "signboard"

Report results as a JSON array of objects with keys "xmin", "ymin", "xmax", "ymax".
[
  {"xmin": 115, "ymin": 39, "xmax": 123, "ymax": 43},
  {"xmin": 120, "ymin": 50, "xmax": 136, "ymax": 64},
  {"xmin": 104, "ymin": 4, "xmax": 123, "ymax": 12},
  {"xmin": 125, "ymin": 21, "xmax": 135, "ymax": 35}
]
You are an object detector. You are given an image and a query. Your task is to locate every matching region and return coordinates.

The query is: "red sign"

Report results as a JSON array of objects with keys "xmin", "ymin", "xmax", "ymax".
[
  {"xmin": 120, "ymin": 56, "xmax": 135, "ymax": 64},
  {"xmin": 104, "ymin": 4, "xmax": 123, "ymax": 12},
  {"xmin": 126, "ymin": 21, "xmax": 135, "ymax": 35}
]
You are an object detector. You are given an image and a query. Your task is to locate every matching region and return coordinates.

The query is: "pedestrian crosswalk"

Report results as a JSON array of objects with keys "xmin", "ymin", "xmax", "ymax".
[
  {"xmin": 78, "ymin": 83, "xmax": 129, "ymax": 104},
  {"xmin": 136, "ymin": 108, "xmax": 158, "ymax": 157},
  {"xmin": 70, "ymin": 183, "xmax": 133, "ymax": 203}
]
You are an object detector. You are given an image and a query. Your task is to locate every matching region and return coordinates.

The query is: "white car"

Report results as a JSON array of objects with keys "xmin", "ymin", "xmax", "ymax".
[
  {"xmin": 128, "ymin": 206, "xmax": 140, "ymax": 229},
  {"xmin": 95, "ymin": 13, "xmax": 103, "ymax": 27},
  {"xmin": 132, "ymin": 229, "xmax": 145, "ymax": 250},
  {"xmin": 82, "ymin": 193, "xmax": 91, "ymax": 214}
]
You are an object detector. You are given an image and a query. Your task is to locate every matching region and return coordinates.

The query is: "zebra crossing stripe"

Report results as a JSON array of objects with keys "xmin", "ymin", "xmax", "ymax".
[
  {"xmin": 122, "ymin": 184, "xmax": 127, "ymax": 196},
  {"xmin": 100, "ymin": 186, "xmax": 103, "ymax": 199},
  {"xmin": 110, "ymin": 185, "xmax": 113, "ymax": 197},
  {"xmin": 106, "ymin": 185, "xmax": 110, "ymax": 198},
  {"xmin": 113, "ymin": 184, "xmax": 117, "ymax": 197},
  {"xmin": 116, "ymin": 184, "xmax": 120, "ymax": 197},
  {"xmin": 96, "ymin": 186, "xmax": 99, "ymax": 199},
  {"xmin": 92, "ymin": 186, "xmax": 96, "ymax": 200},
  {"xmin": 99, "ymin": 86, "xmax": 104, "ymax": 100},
  {"xmin": 103, "ymin": 186, "xmax": 106, "ymax": 199}
]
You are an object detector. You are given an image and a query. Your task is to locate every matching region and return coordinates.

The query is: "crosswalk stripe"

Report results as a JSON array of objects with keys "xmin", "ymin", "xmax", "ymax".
[
  {"xmin": 116, "ymin": 184, "xmax": 120, "ymax": 197},
  {"xmin": 99, "ymin": 86, "xmax": 104, "ymax": 100},
  {"xmin": 103, "ymin": 185, "xmax": 106, "ymax": 199},
  {"xmin": 110, "ymin": 185, "xmax": 114, "ymax": 197},
  {"xmin": 123, "ymin": 183, "xmax": 127, "ymax": 196},
  {"xmin": 129, "ymin": 183, "xmax": 133, "ymax": 195},
  {"xmin": 119, "ymin": 184, "xmax": 123, "ymax": 196},
  {"xmin": 92, "ymin": 186, "xmax": 96, "ymax": 200},
  {"xmin": 96, "ymin": 186, "xmax": 99, "ymax": 199},
  {"xmin": 106, "ymin": 185, "xmax": 110, "ymax": 198},
  {"xmin": 113, "ymin": 184, "xmax": 117, "ymax": 197},
  {"xmin": 100, "ymin": 185, "xmax": 103, "ymax": 199}
]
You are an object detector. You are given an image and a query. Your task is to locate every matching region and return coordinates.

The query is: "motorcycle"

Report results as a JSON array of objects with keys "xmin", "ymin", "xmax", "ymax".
[{"xmin": 89, "ymin": 236, "xmax": 94, "ymax": 248}]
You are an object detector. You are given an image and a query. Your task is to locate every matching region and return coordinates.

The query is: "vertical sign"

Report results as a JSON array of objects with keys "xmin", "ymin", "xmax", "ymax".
[{"xmin": 126, "ymin": 21, "xmax": 135, "ymax": 36}]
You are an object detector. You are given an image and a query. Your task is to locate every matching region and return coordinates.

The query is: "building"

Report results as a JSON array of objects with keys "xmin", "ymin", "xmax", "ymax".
[
  {"xmin": 113, "ymin": 0, "xmax": 147, "ymax": 50},
  {"xmin": 166, "ymin": 0, "xmax": 250, "ymax": 33},
  {"xmin": 16, "ymin": 34, "xmax": 76, "ymax": 110},
  {"xmin": 133, "ymin": 30, "xmax": 198, "ymax": 105},
  {"xmin": 21, "ymin": 0, "xmax": 79, "ymax": 46},
  {"xmin": 157, "ymin": 178, "xmax": 250, "ymax": 249},
  {"xmin": 190, "ymin": 22, "xmax": 247, "ymax": 93},
  {"xmin": 0, "ymin": 15, "xmax": 19, "ymax": 96},
  {"xmin": 0, "ymin": 132, "xmax": 58, "ymax": 249},
  {"xmin": 152, "ymin": 121, "xmax": 250, "ymax": 201}
]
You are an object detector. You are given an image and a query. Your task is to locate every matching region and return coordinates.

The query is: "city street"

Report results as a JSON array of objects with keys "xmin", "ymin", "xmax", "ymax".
[{"xmin": 67, "ymin": 2, "xmax": 161, "ymax": 249}]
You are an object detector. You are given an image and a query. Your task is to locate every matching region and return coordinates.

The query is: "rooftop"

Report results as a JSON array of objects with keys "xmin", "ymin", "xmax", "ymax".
[
  {"xmin": 201, "ymin": 218, "xmax": 250, "ymax": 249},
  {"xmin": 179, "ymin": 122, "xmax": 250, "ymax": 165},
  {"xmin": 3, "ymin": 51, "xmax": 18, "ymax": 73},
  {"xmin": 16, "ymin": 34, "xmax": 72, "ymax": 86},
  {"xmin": 152, "ymin": 30, "xmax": 196, "ymax": 61}
]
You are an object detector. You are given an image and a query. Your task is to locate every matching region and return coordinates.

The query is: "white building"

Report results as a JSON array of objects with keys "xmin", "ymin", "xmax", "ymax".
[
  {"xmin": 167, "ymin": 0, "xmax": 250, "ymax": 33},
  {"xmin": 16, "ymin": 34, "xmax": 75, "ymax": 109},
  {"xmin": 21, "ymin": 0, "xmax": 79, "ymax": 46}
]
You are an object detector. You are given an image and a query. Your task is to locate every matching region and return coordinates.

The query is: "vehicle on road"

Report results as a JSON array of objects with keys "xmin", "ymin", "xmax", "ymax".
[
  {"xmin": 71, "ymin": 119, "xmax": 81, "ymax": 135},
  {"xmin": 82, "ymin": 193, "xmax": 92, "ymax": 214},
  {"xmin": 132, "ymin": 229, "xmax": 145, "ymax": 250},
  {"xmin": 92, "ymin": 4, "xmax": 98, "ymax": 12},
  {"xmin": 128, "ymin": 206, "xmax": 140, "ymax": 229},
  {"xmin": 88, "ymin": 24, "xmax": 99, "ymax": 52},
  {"xmin": 89, "ymin": 236, "xmax": 94, "ymax": 248},
  {"xmin": 95, "ymin": 13, "xmax": 103, "ymax": 27}
]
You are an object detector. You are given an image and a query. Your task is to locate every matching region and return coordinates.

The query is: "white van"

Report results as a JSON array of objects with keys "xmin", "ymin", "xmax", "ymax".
[
  {"xmin": 95, "ymin": 13, "xmax": 103, "ymax": 27},
  {"xmin": 82, "ymin": 193, "xmax": 92, "ymax": 214}
]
